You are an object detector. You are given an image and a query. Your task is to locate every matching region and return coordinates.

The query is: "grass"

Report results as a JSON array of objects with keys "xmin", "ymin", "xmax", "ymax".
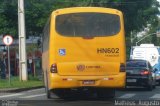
[{"xmin": 0, "ymin": 75, "xmax": 44, "ymax": 89}]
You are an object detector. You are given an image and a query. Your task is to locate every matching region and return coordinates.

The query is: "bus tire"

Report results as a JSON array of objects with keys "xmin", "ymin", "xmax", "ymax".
[
  {"xmin": 97, "ymin": 88, "xmax": 115, "ymax": 99},
  {"xmin": 45, "ymin": 71, "xmax": 52, "ymax": 99},
  {"xmin": 46, "ymin": 83, "xmax": 52, "ymax": 99},
  {"xmin": 54, "ymin": 89, "xmax": 72, "ymax": 99},
  {"xmin": 47, "ymin": 89, "xmax": 52, "ymax": 99}
]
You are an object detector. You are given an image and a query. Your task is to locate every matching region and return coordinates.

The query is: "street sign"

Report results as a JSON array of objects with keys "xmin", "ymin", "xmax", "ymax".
[
  {"xmin": 3, "ymin": 35, "xmax": 13, "ymax": 46},
  {"xmin": 2, "ymin": 35, "xmax": 13, "ymax": 85}
]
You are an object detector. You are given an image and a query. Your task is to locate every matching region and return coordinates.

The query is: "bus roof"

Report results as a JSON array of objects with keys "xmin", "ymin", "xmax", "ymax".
[{"xmin": 51, "ymin": 7, "xmax": 122, "ymax": 16}]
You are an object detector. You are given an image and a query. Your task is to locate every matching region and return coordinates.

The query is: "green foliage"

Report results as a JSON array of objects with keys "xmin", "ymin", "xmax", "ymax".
[
  {"xmin": 0, "ymin": 76, "xmax": 43, "ymax": 89},
  {"xmin": 0, "ymin": 0, "xmax": 159, "ymax": 47},
  {"xmin": 0, "ymin": 0, "xmax": 18, "ymax": 37}
]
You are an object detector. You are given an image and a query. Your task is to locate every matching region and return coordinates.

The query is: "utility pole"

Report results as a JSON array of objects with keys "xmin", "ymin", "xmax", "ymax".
[{"xmin": 18, "ymin": 0, "xmax": 28, "ymax": 81}]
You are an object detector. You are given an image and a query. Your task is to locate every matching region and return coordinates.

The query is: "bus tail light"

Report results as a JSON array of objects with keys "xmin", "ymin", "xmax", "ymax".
[
  {"xmin": 120, "ymin": 63, "xmax": 126, "ymax": 72},
  {"xmin": 50, "ymin": 64, "xmax": 57, "ymax": 73}
]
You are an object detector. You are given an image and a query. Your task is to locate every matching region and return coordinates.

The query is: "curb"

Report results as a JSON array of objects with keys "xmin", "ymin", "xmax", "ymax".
[{"xmin": 0, "ymin": 86, "xmax": 44, "ymax": 93}]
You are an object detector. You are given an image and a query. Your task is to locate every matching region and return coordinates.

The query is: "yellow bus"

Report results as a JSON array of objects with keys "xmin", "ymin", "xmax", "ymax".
[{"xmin": 42, "ymin": 7, "xmax": 126, "ymax": 99}]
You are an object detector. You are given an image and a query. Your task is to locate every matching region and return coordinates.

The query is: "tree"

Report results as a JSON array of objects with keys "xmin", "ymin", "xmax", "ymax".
[
  {"xmin": 0, "ymin": 0, "xmax": 159, "ymax": 41},
  {"xmin": 0, "ymin": 0, "xmax": 18, "ymax": 37}
]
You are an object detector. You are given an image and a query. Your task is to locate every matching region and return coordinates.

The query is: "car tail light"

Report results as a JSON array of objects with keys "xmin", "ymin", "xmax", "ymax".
[
  {"xmin": 140, "ymin": 70, "xmax": 150, "ymax": 75},
  {"xmin": 50, "ymin": 63, "xmax": 57, "ymax": 73},
  {"xmin": 120, "ymin": 63, "xmax": 126, "ymax": 72}
]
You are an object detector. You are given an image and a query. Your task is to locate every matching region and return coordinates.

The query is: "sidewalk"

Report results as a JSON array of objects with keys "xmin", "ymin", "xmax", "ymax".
[{"xmin": 0, "ymin": 86, "xmax": 44, "ymax": 93}]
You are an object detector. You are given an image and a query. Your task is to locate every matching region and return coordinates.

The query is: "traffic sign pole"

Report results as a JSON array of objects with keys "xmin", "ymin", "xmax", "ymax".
[
  {"xmin": 3, "ymin": 35, "xmax": 13, "ymax": 86},
  {"xmin": 8, "ymin": 45, "xmax": 11, "ymax": 85}
]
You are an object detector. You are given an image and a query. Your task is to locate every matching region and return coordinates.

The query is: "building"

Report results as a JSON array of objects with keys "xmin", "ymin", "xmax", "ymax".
[{"xmin": 0, "ymin": 35, "xmax": 42, "ymax": 77}]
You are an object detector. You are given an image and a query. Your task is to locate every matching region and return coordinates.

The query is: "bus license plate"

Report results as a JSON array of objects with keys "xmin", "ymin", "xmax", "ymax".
[{"xmin": 82, "ymin": 80, "xmax": 95, "ymax": 85}]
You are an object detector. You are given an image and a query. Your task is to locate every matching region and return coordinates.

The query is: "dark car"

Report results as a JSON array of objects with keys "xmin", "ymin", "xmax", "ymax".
[
  {"xmin": 154, "ymin": 68, "xmax": 160, "ymax": 85},
  {"xmin": 126, "ymin": 59, "xmax": 156, "ymax": 90},
  {"xmin": 153, "ymin": 63, "xmax": 160, "ymax": 85}
]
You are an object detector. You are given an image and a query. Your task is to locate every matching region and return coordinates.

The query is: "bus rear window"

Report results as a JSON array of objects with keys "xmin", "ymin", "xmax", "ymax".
[{"xmin": 55, "ymin": 12, "xmax": 120, "ymax": 37}]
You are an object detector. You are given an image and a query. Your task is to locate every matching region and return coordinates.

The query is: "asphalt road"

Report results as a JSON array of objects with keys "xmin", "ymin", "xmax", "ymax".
[{"xmin": 1, "ymin": 86, "xmax": 160, "ymax": 106}]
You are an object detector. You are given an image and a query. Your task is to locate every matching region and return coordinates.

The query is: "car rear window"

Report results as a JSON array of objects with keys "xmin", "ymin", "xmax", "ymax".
[{"xmin": 126, "ymin": 61, "xmax": 147, "ymax": 67}]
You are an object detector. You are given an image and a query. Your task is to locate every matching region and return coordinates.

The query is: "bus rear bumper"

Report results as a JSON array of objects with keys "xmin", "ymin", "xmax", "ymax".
[{"xmin": 48, "ymin": 73, "xmax": 126, "ymax": 89}]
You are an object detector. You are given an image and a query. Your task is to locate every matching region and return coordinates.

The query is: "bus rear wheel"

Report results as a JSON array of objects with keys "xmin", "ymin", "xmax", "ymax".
[
  {"xmin": 47, "ymin": 90, "xmax": 52, "ymax": 99},
  {"xmin": 54, "ymin": 89, "xmax": 73, "ymax": 99},
  {"xmin": 96, "ymin": 88, "xmax": 115, "ymax": 99}
]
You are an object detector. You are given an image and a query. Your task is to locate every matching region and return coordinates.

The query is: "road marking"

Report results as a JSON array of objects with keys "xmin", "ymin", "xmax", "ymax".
[
  {"xmin": 150, "ymin": 94, "xmax": 160, "ymax": 99},
  {"xmin": 118, "ymin": 94, "xmax": 136, "ymax": 99},
  {"xmin": 0, "ymin": 93, "xmax": 23, "ymax": 98},
  {"xmin": 20, "ymin": 93, "xmax": 46, "ymax": 98}
]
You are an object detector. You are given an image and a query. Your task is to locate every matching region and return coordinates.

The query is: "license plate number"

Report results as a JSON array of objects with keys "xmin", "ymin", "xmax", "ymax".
[
  {"xmin": 127, "ymin": 79, "xmax": 136, "ymax": 82},
  {"xmin": 82, "ymin": 80, "xmax": 95, "ymax": 85}
]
